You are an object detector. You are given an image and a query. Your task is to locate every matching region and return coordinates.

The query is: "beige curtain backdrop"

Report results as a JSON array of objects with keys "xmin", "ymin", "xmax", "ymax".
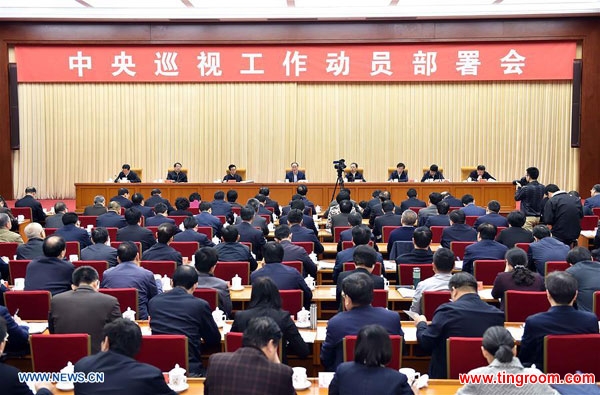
[{"xmin": 13, "ymin": 81, "xmax": 576, "ymax": 199}]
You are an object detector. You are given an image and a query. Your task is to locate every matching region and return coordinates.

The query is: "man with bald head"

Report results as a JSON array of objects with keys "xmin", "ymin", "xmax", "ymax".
[
  {"xmin": 24, "ymin": 235, "xmax": 75, "ymax": 296},
  {"xmin": 16, "ymin": 222, "xmax": 45, "ymax": 260}
]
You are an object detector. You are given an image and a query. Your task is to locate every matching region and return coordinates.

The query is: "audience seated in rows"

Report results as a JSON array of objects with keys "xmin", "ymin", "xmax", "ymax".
[{"xmin": 214, "ymin": 225, "xmax": 258, "ymax": 272}]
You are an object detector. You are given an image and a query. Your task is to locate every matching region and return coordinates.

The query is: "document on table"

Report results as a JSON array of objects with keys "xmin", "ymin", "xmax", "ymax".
[
  {"xmin": 26, "ymin": 322, "xmax": 48, "ymax": 334},
  {"xmin": 403, "ymin": 326, "xmax": 417, "ymax": 343},
  {"xmin": 506, "ymin": 325, "xmax": 524, "ymax": 342},
  {"xmin": 316, "ymin": 326, "xmax": 327, "ymax": 342},
  {"xmin": 318, "ymin": 261, "xmax": 335, "ymax": 270},
  {"xmin": 299, "ymin": 330, "xmax": 317, "ymax": 344},
  {"xmin": 383, "ymin": 260, "xmax": 396, "ymax": 271},
  {"xmin": 478, "ymin": 288, "xmax": 494, "ymax": 300},
  {"xmin": 397, "ymin": 288, "xmax": 416, "ymax": 298},
  {"xmin": 454, "ymin": 260, "xmax": 463, "ymax": 270}
]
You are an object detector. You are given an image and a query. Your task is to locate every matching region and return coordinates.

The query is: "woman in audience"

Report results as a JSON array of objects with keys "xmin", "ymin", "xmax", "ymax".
[
  {"xmin": 329, "ymin": 324, "xmax": 413, "ymax": 395},
  {"xmin": 456, "ymin": 326, "xmax": 556, "ymax": 394},
  {"xmin": 188, "ymin": 192, "xmax": 201, "ymax": 209},
  {"xmin": 491, "ymin": 248, "xmax": 545, "ymax": 310},
  {"xmin": 231, "ymin": 277, "xmax": 309, "ymax": 361},
  {"xmin": 170, "ymin": 196, "xmax": 193, "ymax": 216}
]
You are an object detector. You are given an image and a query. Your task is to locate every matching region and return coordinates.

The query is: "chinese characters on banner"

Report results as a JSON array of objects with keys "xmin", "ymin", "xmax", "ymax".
[{"xmin": 15, "ymin": 42, "xmax": 576, "ymax": 83}]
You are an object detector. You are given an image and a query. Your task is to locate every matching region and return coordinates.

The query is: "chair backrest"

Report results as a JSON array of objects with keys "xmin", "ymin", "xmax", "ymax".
[
  {"xmin": 188, "ymin": 207, "xmax": 200, "ymax": 215},
  {"xmin": 544, "ymin": 334, "xmax": 600, "ymax": 376},
  {"xmin": 105, "ymin": 227, "xmax": 118, "ymax": 241},
  {"xmin": 581, "ymin": 215, "xmax": 599, "ymax": 231},
  {"xmin": 110, "ymin": 241, "xmax": 142, "ymax": 255},
  {"xmin": 259, "ymin": 214, "xmax": 271, "ymax": 224},
  {"xmin": 342, "ymin": 262, "xmax": 382, "ymax": 276},
  {"xmin": 389, "ymin": 241, "xmax": 415, "ymax": 260},
  {"xmin": 447, "ymin": 337, "xmax": 487, "ymax": 379},
  {"xmin": 282, "ymin": 260, "xmax": 302, "ymax": 273},
  {"xmin": 168, "ymin": 216, "xmax": 189, "ymax": 226},
  {"xmin": 4, "ymin": 290, "xmax": 51, "ymax": 320},
  {"xmin": 8, "ymin": 259, "xmax": 31, "ymax": 281},
  {"xmin": 231, "ymin": 206, "xmax": 241, "ymax": 216},
  {"xmin": 450, "ymin": 241, "xmax": 475, "ymax": 260},
  {"xmin": 193, "ymin": 288, "xmax": 219, "ymax": 311},
  {"xmin": 224, "ymin": 331, "xmax": 243, "ymax": 352},
  {"xmin": 504, "ymin": 291, "xmax": 550, "ymax": 322},
  {"xmin": 593, "ymin": 207, "xmax": 600, "ymax": 218},
  {"xmin": 422, "ymin": 291, "xmax": 451, "ymax": 320},
  {"xmin": 11, "ymin": 207, "xmax": 32, "ymax": 220},
  {"xmin": 214, "ymin": 261, "xmax": 250, "ymax": 284},
  {"xmin": 73, "ymin": 260, "xmax": 109, "ymax": 282},
  {"xmin": 196, "ymin": 226, "xmax": 213, "ymax": 239},
  {"xmin": 333, "ymin": 226, "xmax": 351, "ymax": 243},
  {"xmin": 343, "ymin": 335, "xmax": 403, "ymax": 369},
  {"xmin": 496, "ymin": 226, "xmax": 507, "ymax": 236},
  {"xmin": 140, "ymin": 260, "xmax": 177, "ymax": 277},
  {"xmin": 216, "ymin": 215, "xmax": 227, "ymax": 224},
  {"xmin": 129, "ymin": 168, "xmax": 143, "ymax": 180},
  {"xmin": 170, "ymin": 241, "xmax": 199, "ymax": 259},
  {"xmin": 372, "ymin": 289, "xmax": 388, "ymax": 308},
  {"xmin": 65, "ymin": 241, "xmax": 81, "ymax": 259},
  {"xmin": 430, "ymin": 226, "xmax": 447, "ymax": 243},
  {"xmin": 341, "ymin": 240, "xmax": 374, "ymax": 250},
  {"xmin": 292, "ymin": 241, "xmax": 313, "ymax": 255},
  {"xmin": 465, "ymin": 216, "xmax": 479, "ymax": 227},
  {"xmin": 146, "ymin": 226, "xmax": 159, "ymax": 238},
  {"xmin": 0, "ymin": 242, "xmax": 20, "ymax": 259},
  {"xmin": 280, "ymin": 289, "xmax": 303, "ymax": 315},
  {"xmin": 460, "ymin": 167, "xmax": 477, "ymax": 181},
  {"xmin": 136, "ymin": 334, "xmax": 189, "ymax": 373},
  {"xmin": 44, "ymin": 227, "xmax": 58, "ymax": 236},
  {"xmin": 408, "ymin": 206, "xmax": 423, "ymax": 214},
  {"xmin": 593, "ymin": 291, "xmax": 600, "ymax": 320},
  {"xmin": 240, "ymin": 242, "xmax": 252, "ymax": 251},
  {"xmin": 382, "ymin": 226, "xmax": 400, "ymax": 243},
  {"xmin": 473, "ymin": 260, "xmax": 505, "ymax": 285},
  {"xmin": 78, "ymin": 216, "xmax": 97, "ymax": 228},
  {"xmin": 397, "ymin": 264, "xmax": 435, "ymax": 286},
  {"xmin": 544, "ymin": 261, "xmax": 570, "ymax": 276},
  {"xmin": 30, "ymin": 334, "xmax": 91, "ymax": 372},
  {"xmin": 515, "ymin": 242, "xmax": 530, "ymax": 253},
  {"xmin": 99, "ymin": 288, "xmax": 139, "ymax": 315}
]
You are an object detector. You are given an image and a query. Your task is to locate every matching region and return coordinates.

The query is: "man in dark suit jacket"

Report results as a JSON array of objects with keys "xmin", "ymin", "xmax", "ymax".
[
  {"xmin": 528, "ymin": 225, "xmax": 570, "ymax": 275},
  {"xmin": 336, "ymin": 245, "xmax": 385, "ymax": 310},
  {"xmin": 43, "ymin": 201, "xmax": 66, "ymax": 229},
  {"xmin": 373, "ymin": 200, "xmax": 402, "ymax": 241},
  {"xmin": 210, "ymin": 190, "xmax": 233, "ymax": 218},
  {"xmin": 195, "ymin": 202, "xmax": 224, "ymax": 239},
  {"xmin": 173, "ymin": 216, "xmax": 214, "ymax": 247},
  {"xmin": 274, "ymin": 225, "xmax": 317, "ymax": 278},
  {"xmin": 251, "ymin": 242, "xmax": 313, "ymax": 308},
  {"xmin": 49, "ymin": 266, "xmax": 121, "ymax": 354},
  {"xmin": 388, "ymin": 162, "xmax": 409, "ymax": 182},
  {"xmin": 195, "ymin": 247, "xmax": 232, "ymax": 317},
  {"xmin": 395, "ymin": 227, "xmax": 434, "ymax": 266},
  {"xmin": 83, "ymin": 195, "xmax": 108, "ymax": 216},
  {"xmin": 543, "ymin": 184, "xmax": 583, "ymax": 245},
  {"xmin": 145, "ymin": 189, "xmax": 174, "ymax": 212},
  {"xmin": 321, "ymin": 272, "xmax": 403, "ymax": 371},
  {"xmin": 166, "ymin": 162, "xmax": 188, "ymax": 183},
  {"xmin": 288, "ymin": 209, "xmax": 324, "ymax": 254},
  {"xmin": 495, "ymin": 210, "xmax": 534, "ymax": 248},
  {"xmin": 441, "ymin": 191, "xmax": 463, "ymax": 208},
  {"xmin": 417, "ymin": 192, "xmax": 443, "ymax": 227},
  {"xmin": 145, "ymin": 203, "xmax": 176, "ymax": 227},
  {"xmin": 424, "ymin": 201, "xmax": 451, "ymax": 227},
  {"xmin": 114, "ymin": 164, "xmax": 141, "ymax": 183},
  {"xmin": 54, "ymin": 212, "xmax": 92, "ymax": 249},
  {"xmin": 460, "ymin": 194, "xmax": 487, "ymax": 217},
  {"xmin": 415, "ymin": 272, "xmax": 504, "ymax": 378},
  {"xmin": 473, "ymin": 200, "xmax": 509, "ymax": 229},
  {"xmin": 519, "ymin": 271, "xmax": 599, "ymax": 369},
  {"xmin": 16, "ymin": 222, "xmax": 45, "ymax": 260},
  {"xmin": 420, "ymin": 164, "xmax": 444, "ymax": 182},
  {"xmin": 330, "ymin": 200, "xmax": 353, "ymax": 230},
  {"xmin": 116, "ymin": 208, "xmax": 157, "ymax": 252},
  {"xmin": 149, "ymin": 265, "xmax": 221, "ymax": 376},
  {"xmin": 334, "ymin": 226, "xmax": 383, "ymax": 284},
  {"xmin": 80, "ymin": 227, "xmax": 118, "ymax": 267},
  {"xmin": 583, "ymin": 184, "xmax": 600, "ymax": 215},
  {"xmin": 223, "ymin": 164, "xmax": 243, "ymax": 182},
  {"xmin": 399, "ymin": 188, "xmax": 426, "ymax": 214},
  {"xmin": 296, "ymin": 185, "xmax": 316, "ymax": 215},
  {"xmin": 214, "ymin": 226, "xmax": 258, "ymax": 271},
  {"xmin": 467, "ymin": 165, "xmax": 496, "ymax": 182},
  {"xmin": 278, "ymin": 199, "xmax": 318, "ymax": 236},
  {"xmin": 387, "ymin": 210, "xmax": 417, "ymax": 253},
  {"xmin": 205, "ymin": 316, "xmax": 294, "ymax": 394},
  {"xmin": 24, "ymin": 236, "xmax": 74, "ymax": 296},
  {"xmin": 462, "ymin": 223, "xmax": 508, "ymax": 273},
  {"xmin": 130, "ymin": 193, "xmax": 155, "ymax": 220},
  {"xmin": 441, "ymin": 210, "xmax": 478, "ymax": 249},
  {"xmin": 14, "ymin": 186, "xmax": 47, "ymax": 224},
  {"xmin": 234, "ymin": 199, "xmax": 268, "ymax": 236},
  {"xmin": 75, "ymin": 319, "xmax": 177, "ymax": 394},
  {"xmin": 259, "ymin": 186, "xmax": 281, "ymax": 217},
  {"xmin": 97, "ymin": 201, "xmax": 128, "ymax": 229},
  {"xmin": 142, "ymin": 223, "xmax": 183, "ymax": 266},
  {"xmin": 285, "ymin": 162, "xmax": 306, "ymax": 183},
  {"xmin": 237, "ymin": 207, "xmax": 267, "ymax": 261},
  {"xmin": 109, "ymin": 188, "xmax": 133, "ymax": 209}
]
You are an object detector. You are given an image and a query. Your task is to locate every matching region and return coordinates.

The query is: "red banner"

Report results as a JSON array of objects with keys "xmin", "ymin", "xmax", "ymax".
[{"xmin": 15, "ymin": 42, "xmax": 576, "ymax": 83}]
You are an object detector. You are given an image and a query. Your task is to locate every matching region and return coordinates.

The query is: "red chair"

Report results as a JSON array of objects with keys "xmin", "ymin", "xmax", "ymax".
[
  {"xmin": 430, "ymin": 226, "xmax": 447, "ymax": 243},
  {"xmin": 110, "ymin": 241, "xmax": 142, "ymax": 255},
  {"xmin": 515, "ymin": 242, "xmax": 530, "ymax": 253},
  {"xmin": 342, "ymin": 262, "xmax": 382, "ymax": 276},
  {"xmin": 292, "ymin": 241, "xmax": 313, "ymax": 255},
  {"xmin": 73, "ymin": 260, "xmax": 109, "ymax": 282},
  {"xmin": 0, "ymin": 242, "xmax": 19, "ymax": 259},
  {"xmin": 65, "ymin": 241, "xmax": 81, "ymax": 259},
  {"xmin": 170, "ymin": 241, "xmax": 199, "ymax": 259},
  {"xmin": 447, "ymin": 337, "xmax": 487, "ymax": 379},
  {"xmin": 422, "ymin": 291, "xmax": 451, "ymax": 320},
  {"xmin": 450, "ymin": 241, "xmax": 475, "ymax": 260},
  {"xmin": 280, "ymin": 290, "xmax": 303, "ymax": 315},
  {"xmin": 196, "ymin": 226, "xmax": 213, "ymax": 239},
  {"xmin": 140, "ymin": 260, "xmax": 177, "ymax": 277},
  {"xmin": 168, "ymin": 216, "xmax": 189, "ymax": 226},
  {"xmin": 333, "ymin": 226, "xmax": 351, "ymax": 243},
  {"xmin": 44, "ymin": 228, "xmax": 58, "ymax": 236},
  {"xmin": 136, "ymin": 335, "xmax": 189, "ymax": 373},
  {"xmin": 341, "ymin": 241, "xmax": 374, "ymax": 250},
  {"xmin": 8, "ymin": 260, "xmax": 31, "ymax": 281},
  {"xmin": 282, "ymin": 261, "xmax": 302, "ymax": 273},
  {"xmin": 581, "ymin": 215, "xmax": 599, "ymax": 231},
  {"xmin": 30, "ymin": 334, "xmax": 91, "ymax": 372},
  {"xmin": 106, "ymin": 227, "xmax": 118, "ymax": 241},
  {"xmin": 473, "ymin": 260, "xmax": 505, "ymax": 285},
  {"xmin": 544, "ymin": 334, "xmax": 600, "ymax": 376},
  {"xmin": 78, "ymin": 216, "xmax": 97, "ymax": 228},
  {"xmin": 240, "ymin": 242, "xmax": 252, "ymax": 251},
  {"xmin": 231, "ymin": 206, "xmax": 241, "ymax": 216},
  {"xmin": 145, "ymin": 226, "xmax": 159, "ymax": 238},
  {"xmin": 193, "ymin": 288, "xmax": 219, "ymax": 311},
  {"xmin": 397, "ymin": 264, "xmax": 435, "ymax": 286},
  {"xmin": 544, "ymin": 261, "xmax": 570, "ymax": 276},
  {"xmin": 11, "ymin": 207, "xmax": 32, "ymax": 221},
  {"xmin": 99, "ymin": 288, "xmax": 139, "ymax": 314},
  {"xmin": 372, "ymin": 289, "xmax": 388, "ymax": 308},
  {"xmin": 593, "ymin": 291, "xmax": 600, "ymax": 320},
  {"xmin": 465, "ymin": 216, "xmax": 480, "ymax": 227},
  {"xmin": 259, "ymin": 214, "xmax": 271, "ymax": 224},
  {"xmin": 189, "ymin": 207, "xmax": 200, "ymax": 215},
  {"xmin": 496, "ymin": 226, "xmax": 507, "ymax": 237},
  {"xmin": 382, "ymin": 226, "xmax": 400, "ymax": 243},
  {"xmin": 408, "ymin": 207, "xmax": 423, "ymax": 214},
  {"xmin": 216, "ymin": 216, "xmax": 226, "ymax": 224},
  {"xmin": 214, "ymin": 261, "xmax": 250, "ymax": 284},
  {"xmin": 504, "ymin": 291, "xmax": 550, "ymax": 322},
  {"xmin": 224, "ymin": 332, "xmax": 243, "ymax": 352},
  {"xmin": 265, "ymin": 207, "xmax": 274, "ymax": 214},
  {"xmin": 4, "ymin": 290, "xmax": 51, "ymax": 320},
  {"xmin": 593, "ymin": 207, "xmax": 600, "ymax": 218},
  {"xmin": 343, "ymin": 335, "xmax": 403, "ymax": 369}
]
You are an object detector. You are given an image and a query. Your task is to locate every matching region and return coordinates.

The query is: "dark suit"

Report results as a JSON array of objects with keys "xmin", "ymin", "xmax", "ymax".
[
  {"xmin": 145, "ymin": 195, "xmax": 174, "ymax": 212},
  {"xmin": 114, "ymin": 170, "xmax": 141, "ymax": 183},
  {"xmin": 142, "ymin": 243, "xmax": 183, "ymax": 266},
  {"xmin": 280, "ymin": 240, "xmax": 317, "ymax": 278},
  {"xmin": 83, "ymin": 204, "xmax": 107, "ymax": 216},
  {"xmin": 210, "ymin": 200, "xmax": 233, "ymax": 217},
  {"xmin": 234, "ymin": 215, "xmax": 268, "ymax": 237},
  {"xmin": 80, "ymin": 243, "xmax": 118, "ymax": 267},
  {"xmin": 173, "ymin": 229, "xmax": 214, "ymax": 247},
  {"xmin": 373, "ymin": 212, "xmax": 402, "ymax": 240},
  {"xmin": 336, "ymin": 268, "xmax": 385, "ymax": 309},
  {"xmin": 109, "ymin": 195, "xmax": 133, "ymax": 209},
  {"xmin": 395, "ymin": 249, "xmax": 434, "ymax": 264},
  {"xmin": 149, "ymin": 287, "xmax": 221, "ymax": 375},
  {"xmin": 197, "ymin": 272, "xmax": 232, "ymax": 316},
  {"xmin": 421, "ymin": 171, "xmax": 444, "ymax": 182},
  {"xmin": 425, "ymin": 215, "xmax": 450, "ymax": 227},
  {"xmin": 166, "ymin": 171, "xmax": 187, "ymax": 183},
  {"xmin": 24, "ymin": 256, "xmax": 74, "ymax": 296},
  {"xmin": 473, "ymin": 213, "xmax": 508, "ymax": 229},
  {"xmin": 566, "ymin": 261, "xmax": 600, "ymax": 312},
  {"xmin": 0, "ymin": 305, "xmax": 29, "ymax": 354},
  {"xmin": 49, "ymin": 285, "xmax": 121, "ymax": 354},
  {"xmin": 583, "ymin": 194, "xmax": 600, "ymax": 215},
  {"xmin": 460, "ymin": 204, "xmax": 486, "ymax": 217},
  {"xmin": 329, "ymin": 362, "xmax": 413, "ymax": 395},
  {"xmin": 54, "ymin": 224, "xmax": 92, "ymax": 248},
  {"xmin": 387, "ymin": 226, "xmax": 415, "ymax": 253},
  {"xmin": 205, "ymin": 347, "xmax": 294, "ymax": 395},
  {"xmin": 15, "ymin": 195, "xmax": 46, "ymax": 223},
  {"xmin": 443, "ymin": 195, "xmax": 463, "ymax": 208},
  {"xmin": 237, "ymin": 221, "xmax": 267, "ymax": 261},
  {"xmin": 214, "ymin": 242, "xmax": 258, "ymax": 271},
  {"xmin": 345, "ymin": 172, "xmax": 365, "ymax": 182},
  {"xmin": 232, "ymin": 306, "xmax": 309, "ymax": 360},
  {"xmin": 334, "ymin": 247, "xmax": 384, "ymax": 284},
  {"xmin": 16, "ymin": 238, "xmax": 44, "ymax": 260},
  {"xmin": 145, "ymin": 215, "xmax": 175, "ymax": 227},
  {"xmin": 543, "ymin": 191, "xmax": 583, "ymax": 244},
  {"xmin": 289, "ymin": 224, "xmax": 324, "ymax": 254},
  {"xmin": 399, "ymin": 197, "xmax": 426, "ymax": 213},
  {"xmin": 519, "ymin": 305, "xmax": 599, "ymax": 369},
  {"xmin": 116, "ymin": 224, "xmax": 156, "ymax": 252},
  {"xmin": 440, "ymin": 224, "xmax": 477, "ymax": 249},
  {"xmin": 131, "ymin": 204, "xmax": 155, "ymax": 219},
  {"xmin": 528, "ymin": 237, "xmax": 570, "ymax": 275},
  {"xmin": 0, "ymin": 362, "xmax": 52, "ymax": 395},
  {"xmin": 251, "ymin": 263, "xmax": 313, "ymax": 308},
  {"xmin": 285, "ymin": 170, "xmax": 306, "ymax": 182},
  {"xmin": 416, "ymin": 293, "xmax": 504, "ymax": 378},
  {"xmin": 44, "ymin": 213, "xmax": 64, "ymax": 229},
  {"xmin": 331, "ymin": 213, "xmax": 351, "ymax": 230},
  {"xmin": 462, "ymin": 239, "xmax": 508, "ymax": 273},
  {"xmin": 96, "ymin": 211, "xmax": 127, "ymax": 229},
  {"xmin": 495, "ymin": 226, "xmax": 534, "ymax": 248},
  {"xmin": 101, "ymin": 262, "xmax": 158, "ymax": 319},
  {"xmin": 195, "ymin": 212, "xmax": 224, "ymax": 239},
  {"xmin": 75, "ymin": 350, "xmax": 176, "ymax": 395},
  {"xmin": 264, "ymin": 197, "xmax": 280, "ymax": 217},
  {"xmin": 279, "ymin": 214, "xmax": 318, "ymax": 236},
  {"xmin": 223, "ymin": 173, "xmax": 242, "ymax": 182},
  {"xmin": 468, "ymin": 170, "xmax": 496, "ymax": 181},
  {"xmin": 321, "ymin": 305, "xmax": 403, "ymax": 371},
  {"xmin": 389, "ymin": 170, "xmax": 409, "ymax": 182}
]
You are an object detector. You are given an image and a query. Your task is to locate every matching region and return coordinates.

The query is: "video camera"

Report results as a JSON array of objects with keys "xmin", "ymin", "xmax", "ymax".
[{"xmin": 333, "ymin": 159, "xmax": 347, "ymax": 170}]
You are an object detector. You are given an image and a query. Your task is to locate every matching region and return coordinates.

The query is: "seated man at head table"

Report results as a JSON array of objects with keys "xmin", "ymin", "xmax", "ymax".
[
  {"xmin": 15, "ymin": 186, "xmax": 47, "ymax": 224},
  {"xmin": 519, "ymin": 271, "xmax": 599, "ymax": 369},
  {"xmin": 75, "ymin": 318, "xmax": 177, "ymax": 395},
  {"xmin": 333, "ymin": 226, "xmax": 383, "ymax": 284},
  {"xmin": 214, "ymin": 225, "xmax": 258, "ymax": 272},
  {"xmin": 414, "ymin": 272, "xmax": 505, "ymax": 379},
  {"xmin": 345, "ymin": 162, "xmax": 366, "ymax": 182},
  {"xmin": 83, "ymin": 195, "xmax": 108, "ymax": 216},
  {"xmin": 166, "ymin": 161, "xmax": 188, "ymax": 183},
  {"xmin": 285, "ymin": 161, "xmax": 306, "ymax": 183},
  {"xmin": 321, "ymin": 272, "xmax": 404, "ymax": 372},
  {"xmin": 409, "ymin": 247, "xmax": 454, "ymax": 315},
  {"xmin": 114, "ymin": 163, "xmax": 141, "ymax": 183},
  {"xmin": 223, "ymin": 163, "xmax": 243, "ymax": 182},
  {"xmin": 80, "ymin": 227, "xmax": 119, "ymax": 268},
  {"xmin": 274, "ymin": 224, "xmax": 317, "ymax": 278},
  {"xmin": 336, "ymin": 245, "xmax": 385, "ymax": 311},
  {"xmin": 388, "ymin": 162, "xmax": 409, "ymax": 182},
  {"xmin": 142, "ymin": 223, "xmax": 183, "ymax": 266},
  {"xmin": 467, "ymin": 164, "xmax": 496, "ymax": 182},
  {"xmin": 420, "ymin": 164, "xmax": 444, "ymax": 182},
  {"xmin": 24, "ymin": 235, "xmax": 75, "ymax": 296},
  {"xmin": 16, "ymin": 222, "xmax": 45, "ymax": 260},
  {"xmin": 195, "ymin": 246, "xmax": 232, "ymax": 318}
]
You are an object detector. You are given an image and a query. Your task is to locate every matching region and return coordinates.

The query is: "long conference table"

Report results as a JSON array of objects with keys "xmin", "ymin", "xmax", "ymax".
[{"xmin": 74, "ymin": 182, "xmax": 516, "ymax": 213}]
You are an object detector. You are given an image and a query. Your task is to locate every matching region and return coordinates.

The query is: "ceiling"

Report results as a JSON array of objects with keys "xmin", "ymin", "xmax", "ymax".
[{"xmin": 0, "ymin": 0, "xmax": 598, "ymax": 22}]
